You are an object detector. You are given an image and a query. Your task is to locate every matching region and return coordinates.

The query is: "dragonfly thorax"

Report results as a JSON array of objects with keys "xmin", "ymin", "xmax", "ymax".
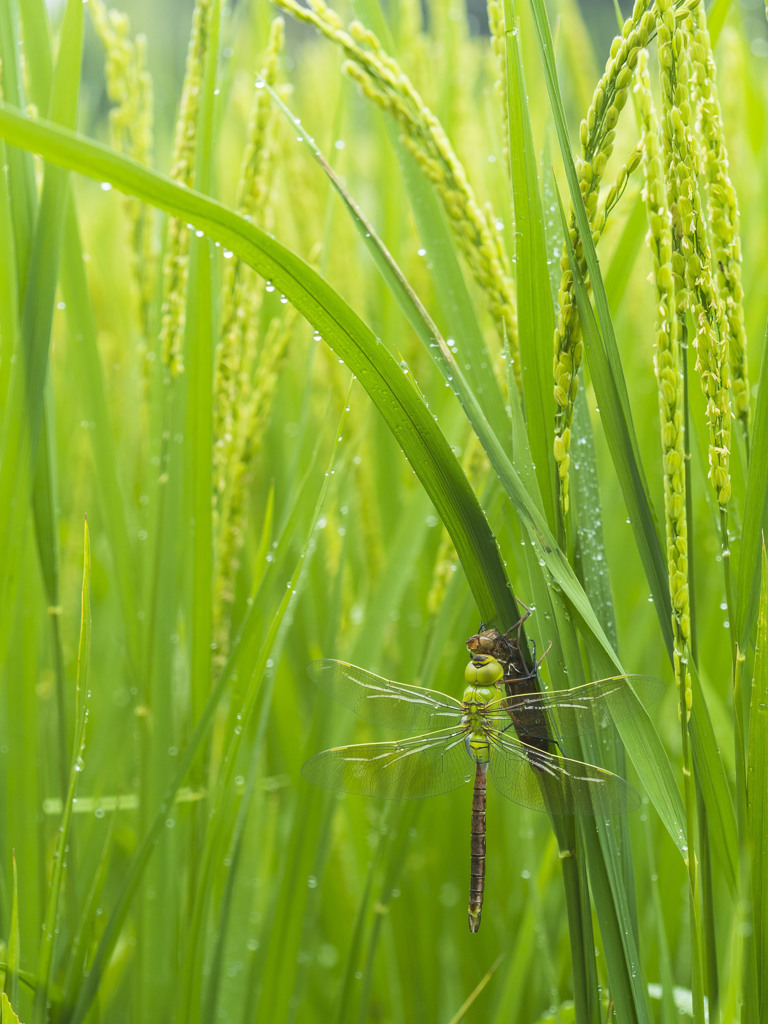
[{"xmin": 461, "ymin": 655, "xmax": 504, "ymax": 765}]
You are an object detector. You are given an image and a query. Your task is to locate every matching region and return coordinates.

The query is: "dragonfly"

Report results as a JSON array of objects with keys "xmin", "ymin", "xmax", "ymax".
[{"xmin": 302, "ymin": 644, "xmax": 663, "ymax": 932}]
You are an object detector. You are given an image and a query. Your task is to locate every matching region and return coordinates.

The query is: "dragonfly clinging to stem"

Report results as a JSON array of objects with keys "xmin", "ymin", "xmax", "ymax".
[{"xmin": 302, "ymin": 618, "xmax": 663, "ymax": 932}]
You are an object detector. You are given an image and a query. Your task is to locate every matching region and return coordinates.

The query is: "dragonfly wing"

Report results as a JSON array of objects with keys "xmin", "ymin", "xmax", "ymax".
[
  {"xmin": 484, "ymin": 674, "xmax": 665, "ymax": 742},
  {"xmin": 302, "ymin": 726, "xmax": 473, "ymax": 799},
  {"xmin": 307, "ymin": 660, "xmax": 464, "ymax": 731},
  {"xmin": 487, "ymin": 729, "xmax": 640, "ymax": 816}
]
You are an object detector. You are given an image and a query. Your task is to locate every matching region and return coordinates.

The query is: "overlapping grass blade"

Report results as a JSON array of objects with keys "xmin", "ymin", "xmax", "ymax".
[
  {"xmin": 686, "ymin": 665, "xmax": 738, "ymax": 896},
  {"xmin": 0, "ymin": 0, "xmax": 35, "ymax": 253},
  {"xmin": 570, "ymin": 392, "xmax": 618, "ymax": 650},
  {"xmin": 0, "ymin": 0, "xmax": 82, "ymax": 669},
  {"xmin": 4, "ymin": 855, "xmax": 20, "ymax": 1008},
  {"xmin": 198, "ymin": 484, "xmax": 276, "ymax": 1020},
  {"xmin": 0, "ymin": 105, "xmax": 518, "ymax": 629},
  {"xmin": 68, "ymin": 434, "xmax": 331, "ymax": 1022},
  {"xmin": 17, "ymin": 0, "xmax": 53, "ymax": 110},
  {"xmin": 555, "ymin": 186, "xmax": 672, "ymax": 652},
  {"xmin": 355, "ymin": 802, "xmax": 423, "ymax": 1024},
  {"xmin": 355, "ymin": 0, "xmax": 512, "ymax": 445},
  {"xmin": 502, "ymin": 0, "xmax": 558, "ymax": 526},
  {"xmin": 61, "ymin": 814, "xmax": 115, "ymax": 1011},
  {"xmin": 236, "ymin": 92, "xmax": 678, "ymax": 769},
  {"xmin": 0, "ymin": 132, "xmax": 17, "ymax": 408},
  {"xmin": 184, "ymin": 0, "xmax": 219, "ymax": 728},
  {"xmin": 526, "ymin": 0, "xmax": 671, "ymax": 652},
  {"xmin": 31, "ymin": 399, "xmax": 69, "ymax": 795},
  {"xmin": 551, "ymin": 201, "xmax": 684, "ymax": 858},
  {"xmin": 34, "ymin": 518, "xmax": 91, "ymax": 1024},
  {"xmin": 747, "ymin": 546, "xmax": 768, "ymax": 1012},
  {"xmin": 179, "ymin": 429, "xmax": 342, "ymax": 1024},
  {"xmin": 8, "ymin": 0, "xmax": 74, "ymax": 828},
  {"xmin": 734, "ymin": 324, "xmax": 768, "ymax": 651},
  {"xmin": 58, "ymin": 207, "xmax": 140, "ymax": 673},
  {"xmin": 0, "ymin": 102, "xmax": 615, "ymax": 708}
]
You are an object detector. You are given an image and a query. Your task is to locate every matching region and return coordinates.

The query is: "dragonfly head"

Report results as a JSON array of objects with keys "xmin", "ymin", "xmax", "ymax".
[
  {"xmin": 465, "ymin": 628, "xmax": 496, "ymax": 655},
  {"xmin": 464, "ymin": 654, "xmax": 504, "ymax": 687}
]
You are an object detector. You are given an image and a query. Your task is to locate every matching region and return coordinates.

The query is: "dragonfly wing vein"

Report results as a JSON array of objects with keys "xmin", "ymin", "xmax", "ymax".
[
  {"xmin": 482, "ymin": 674, "xmax": 664, "ymax": 742},
  {"xmin": 302, "ymin": 726, "xmax": 473, "ymax": 799},
  {"xmin": 487, "ymin": 729, "xmax": 640, "ymax": 815},
  {"xmin": 307, "ymin": 660, "xmax": 464, "ymax": 732}
]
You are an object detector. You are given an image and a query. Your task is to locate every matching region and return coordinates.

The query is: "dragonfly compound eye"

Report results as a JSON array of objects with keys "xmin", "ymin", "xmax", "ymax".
[{"xmin": 465, "ymin": 655, "xmax": 503, "ymax": 686}]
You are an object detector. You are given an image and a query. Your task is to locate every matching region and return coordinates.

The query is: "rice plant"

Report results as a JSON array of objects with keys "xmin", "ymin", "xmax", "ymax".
[{"xmin": 0, "ymin": 0, "xmax": 766, "ymax": 1020}]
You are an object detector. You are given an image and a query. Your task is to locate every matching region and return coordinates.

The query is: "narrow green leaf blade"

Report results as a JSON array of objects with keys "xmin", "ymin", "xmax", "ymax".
[
  {"xmin": 34, "ymin": 517, "xmax": 91, "ymax": 1024},
  {"xmin": 503, "ymin": 0, "xmax": 558, "ymax": 526},
  {"xmin": 0, "ymin": 0, "xmax": 82, "ymax": 655},
  {"xmin": 748, "ymin": 545, "xmax": 768, "ymax": 996},
  {"xmin": 735, "ymin": 322, "xmax": 768, "ymax": 650},
  {"xmin": 556, "ymin": 185, "xmax": 672, "ymax": 655},
  {"xmin": 0, "ymin": 104, "xmax": 516, "ymax": 628},
  {"xmin": 0, "ymin": 105, "xmax": 689, "ymax": 856},
  {"xmin": 4, "ymin": 855, "xmax": 20, "ymax": 1007},
  {"xmin": 527, "ymin": 0, "xmax": 671, "ymax": 654}
]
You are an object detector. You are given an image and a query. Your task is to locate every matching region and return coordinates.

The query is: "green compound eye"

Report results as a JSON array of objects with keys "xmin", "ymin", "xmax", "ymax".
[{"xmin": 465, "ymin": 655, "xmax": 503, "ymax": 686}]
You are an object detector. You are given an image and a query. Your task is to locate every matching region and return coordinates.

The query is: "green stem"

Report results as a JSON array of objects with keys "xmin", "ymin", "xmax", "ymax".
[
  {"xmin": 720, "ymin": 508, "xmax": 735, "ymax": 661},
  {"xmin": 679, "ymin": 668, "xmax": 705, "ymax": 1023},
  {"xmin": 697, "ymin": 791, "xmax": 719, "ymax": 1021},
  {"xmin": 732, "ymin": 646, "xmax": 759, "ymax": 1020},
  {"xmin": 681, "ymin": 323, "xmax": 697, "ymax": 661},
  {"xmin": 556, "ymin": 821, "xmax": 600, "ymax": 1024},
  {"xmin": 679, "ymin": 320, "xmax": 706, "ymax": 1023}
]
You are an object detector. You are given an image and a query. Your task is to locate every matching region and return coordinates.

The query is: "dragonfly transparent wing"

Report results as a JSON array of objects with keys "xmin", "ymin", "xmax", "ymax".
[
  {"xmin": 307, "ymin": 660, "xmax": 464, "ymax": 732},
  {"xmin": 302, "ymin": 726, "xmax": 473, "ymax": 799},
  {"xmin": 480, "ymin": 674, "xmax": 665, "ymax": 742},
  {"xmin": 486, "ymin": 728, "xmax": 640, "ymax": 816}
]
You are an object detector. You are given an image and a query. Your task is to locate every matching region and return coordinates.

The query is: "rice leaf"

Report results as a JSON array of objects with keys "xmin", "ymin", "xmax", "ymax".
[
  {"xmin": 34, "ymin": 517, "xmax": 91, "ymax": 1024},
  {"xmin": 502, "ymin": 0, "xmax": 558, "ymax": 525},
  {"xmin": 734, "ymin": 322, "xmax": 768, "ymax": 651},
  {"xmin": 527, "ymin": 0, "xmax": 672, "ymax": 655},
  {"xmin": 747, "ymin": 545, "xmax": 768, "ymax": 1010},
  {"xmin": 0, "ymin": 104, "xmax": 517, "ymax": 628},
  {"xmin": 4, "ymin": 855, "xmax": 20, "ymax": 1008}
]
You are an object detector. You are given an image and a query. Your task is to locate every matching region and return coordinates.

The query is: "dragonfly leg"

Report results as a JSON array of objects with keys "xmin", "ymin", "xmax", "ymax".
[
  {"xmin": 468, "ymin": 762, "xmax": 488, "ymax": 933},
  {"xmin": 534, "ymin": 639, "xmax": 553, "ymax": 672},
  {"xmin": 497, "ymin": 636, "xmax": 553, "ymax": 693},
  {"xmin": 502, "ymin": 599, "xmax": 531, "ymax": 641}
]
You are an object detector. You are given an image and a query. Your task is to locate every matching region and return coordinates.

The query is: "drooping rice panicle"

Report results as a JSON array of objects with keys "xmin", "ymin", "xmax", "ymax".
[
  {"xmin": 486, "ymin": 0, "xmax": 509, "ymax": 176},
  {"xmin": 653, "ymin": 13, "xmax": 709, "ymax": 1015},
  {"xmin": 212, "ymin": 19, "xmax": 287, "ymax": 662},
  {"xmin": 690, "ymin": 4, "xmax": 749, "ymax": 445},
  {"xmin": 635, "ymin": 49, "xmax": 691, "ymax": 719},
  {"xmin": 213, "ymin": 17, "xmax": 284, "ymax": 503},
  {"xmin": 658, "ymin": 2, "xmax": 731, "ymax": 510},
  {"xmin": 158, "ymin": 0, "xmax": 213, "ymax": 375},
  {"xmin": 89, "ymin": 0, "xmax": 155, "ymax": 337},
  {"xmin": 213, "ymin": 307, "xmax": 298, "ymax": 665},
  {"xmin": 273, "ymin": 0, "xmax": 519, "ymax": 385},
  {"xmin": 552, "ymin": 0, "xmax": 656, "ymax": 515}
]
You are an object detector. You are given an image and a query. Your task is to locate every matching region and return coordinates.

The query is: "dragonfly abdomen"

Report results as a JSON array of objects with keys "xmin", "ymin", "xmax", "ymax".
[{"xmin": 468, "ymin": 761, "xmax": 488, "ymax": 933}]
